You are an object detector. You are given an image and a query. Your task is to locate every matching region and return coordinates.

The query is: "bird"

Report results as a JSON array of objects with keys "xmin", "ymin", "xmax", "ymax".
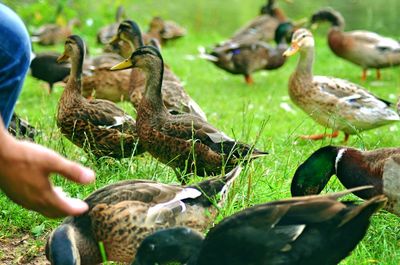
[
  {"xmin": 201, "ymin": 22, "xmax": 294, "ymax": 84},
  {"xmin": 145, "ymin": 16, "xmax": 187, "ymax": 46},
  {"xmin": 283, "ymin": 28, "xmax": 399, "ymax": 142},
  {"xmin": 131, "ymin": 187, "xmax": 386, "ymax": 265},
  {"xmin": 31, "ymin": 18, "xmax": 80, "ymax": 46},
  {"xmin": 109, "ymin": 19, "xmax": 207, "ymax": 120},
  {"xmin": 310, "ymin": 7, "xmax": 400, "ymax": 81},
  {"xmin": 30, "ymin": 51, "xmax": 70, "ymax": 93},
  {"xmin": 96, "ymin": 5, "xmax": 126, "ymax": 45},
  {"xmin": 291, "ymin": 145, "xmax": 400, "ymax": 216},
  {"xmin": 56, "ymin": 35, "xmax": 143, "ymax": 158},
  {"xmin": 110, "ymin": 46, "xmax": 267, "ymax": 181},
  {"xmin": 45, "ymin": 166, "xmax": 242, "ymax": 265}
]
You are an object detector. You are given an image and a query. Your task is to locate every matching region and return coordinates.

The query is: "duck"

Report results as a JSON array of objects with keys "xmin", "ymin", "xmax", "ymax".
[
  {"xmin": 110, "ymin": 20, "xmax": 207, "ymax": 120},
  {"xmin": 283, "ymin": 28, "xmax": 399, "ymax": 142},
  {"xmin": 110, "ymin": 46, "xmax": 267, "ymax": 181},
  {"xmin": 145, "ymin": 16, "xmax": 187, "ymax": 46},
  {"xmin": 132, "ymin": 187, "xmax": 386, "ymax": 265},
  {"xmin": 96, "ymin": 5, "xmax": 126, "ymax": 45},
  {"xmin": 201, "ymin": 22, "xmax": 293, "ymax": 84},
  {"xmin": 45, "ymin": 166, "xmax": 243, "ymax": 265},
  {"xmin": 223, "ymin": 0, "xmax": 288, "ymax": 46},
  {"xmin": 291, "ymin": 145, "xmax": 400, "ymax": 216},
  {"xmin": 310, "ymin": 7, "xmax": 400, "ymax": 81},
  {"xmin": 31, "ymin": 18, "xmax": 80, "ymax": 46},
  {"xmin": 56, "ymin": 35, "xmax": 143, "ymax": 158},
  {"xmin": 8, "ymin": 113, "xmax": 39, "ymax": 141},
  {"xmin": 30, "ymin": 51, "xmax": 71, "ymax": 93}
]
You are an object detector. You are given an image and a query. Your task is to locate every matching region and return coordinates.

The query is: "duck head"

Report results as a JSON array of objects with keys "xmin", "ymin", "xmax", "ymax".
[
  {"xmin": 283, "ymin": 28, "xmax": 314, "ymax": 57},
  {"xmin": 132, "ymin": 227, "xmax": 203, "ymax": 265},
  {"xmin": 109, "ymin": 19, "xmax": 144, "ymax": 53},
  {"xmin": 46, "ymin": 224, "xmax": 81, "ymax": 265},
  {"xmin": 291, "ymin": 146, "xmax": 340, "ymax": 196},
  {"xmin": 57, "ymin": 35, "xmax": 85, "ymax": 64}
]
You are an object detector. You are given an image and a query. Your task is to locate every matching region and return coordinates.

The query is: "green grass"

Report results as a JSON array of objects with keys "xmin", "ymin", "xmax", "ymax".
[{"xmin": 1, "ymin": 0, "xmax": 400, "ymax": 264}]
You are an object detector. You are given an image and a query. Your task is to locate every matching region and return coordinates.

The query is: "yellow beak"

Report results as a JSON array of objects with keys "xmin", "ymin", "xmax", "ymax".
[
  {"xmin": 110, "ymin": 59, "xmax": 133, "ymax": 71},
  {"xmin": 283, "ymin": 42, "xmax": 299, "ymax": 57},
  {"xmin": 310, "ymin": 23, "xmax": 319, "ymax": 30},
  {"xmin": 56, "ymin": 53, "xmax": 69, "ymax": 63}
]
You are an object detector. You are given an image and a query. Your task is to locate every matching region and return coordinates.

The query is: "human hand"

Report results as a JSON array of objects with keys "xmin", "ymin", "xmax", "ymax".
[{"xmin": 0, "ymin": 131, "xmax": 95, "ymax": 218}]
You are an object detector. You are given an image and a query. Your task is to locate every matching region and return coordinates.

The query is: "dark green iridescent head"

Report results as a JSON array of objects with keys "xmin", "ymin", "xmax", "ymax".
[
  {"xmin": 274, "ymin": 22, "xmax": 294, "ymax": 44},
  {"xmin": 291, "ymin": 146, "xmax": 339, "ymax": 196},
  {"xmin": 131, "ymin": 227, "xmax": 203, "ymax": 265}
]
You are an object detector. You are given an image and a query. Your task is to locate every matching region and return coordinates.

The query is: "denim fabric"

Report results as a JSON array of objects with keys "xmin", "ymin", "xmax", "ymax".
[{"xmin": 0, "ymin": 4, "xmax": 31, "ymax": 127}]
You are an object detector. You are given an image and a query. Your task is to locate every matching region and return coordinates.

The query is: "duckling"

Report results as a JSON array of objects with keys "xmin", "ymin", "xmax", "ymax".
[
  {"xmin": 132, "ymin": 187, "xmax": 386, "ymax": 265},
  {"xmin": 145, "ymin": 16, "xmax": 186, "ymax": 45},
  {"xmin": 110, "ymin": 20, "xmax": 207, "ymax": 120},
  {"xmin": 310, "ymin": 7, "xmax": 400, "ymax": 81},
  {"xmin": 45, "ymin": 166, "xmax": 242, "ymax": 265},
  {"xmin": 31, "ymin": 18, "xmax": 80, "ymax": 46},
  {"xmin": 111, "ymin": 46, "xmax": 267, "ymax": 180},
  {"xmin": 202, "ymin": 22, "xmax": 293, "ymax": 84},
  {"xmin": 97, "ymin": 5, "xmax": 126, "ymax": 45},
  {"xmin": 291, "ymin": 145, "xmax": 400, "ymax": 216},
  {"xmin": 30, "ymin": 51, "xmax": 70, "ymax": 93},
  {"xmin": 56, "ymin": 35, "xmax": 143, "ymax": 158},
  {"xmin": 283, "ymin": 28, "xmax": 399, "ymax": 142}
]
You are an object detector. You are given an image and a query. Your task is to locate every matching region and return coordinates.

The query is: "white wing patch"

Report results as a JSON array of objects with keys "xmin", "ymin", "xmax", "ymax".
[
  {"xmin": 146, "ymin": 188, "xmax": 202, "ymax": 224},
  {"xmin": 206, "ymin": 132, "xmax": 234, "ymax": 143}
]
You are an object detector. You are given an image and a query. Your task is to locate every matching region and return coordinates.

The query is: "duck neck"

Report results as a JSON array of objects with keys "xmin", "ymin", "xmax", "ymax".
[
  {"xmin": 326, "ymin": 11, "xmax": 345, "ymax": 31},
  {"xmin": 142, "ymin": 58, "xmax": 165, "ymax": 112},
  {"xmin": 65, "ymin": 53, "xmax": 83, "ymax": 95},
  {"xmin": 295, "ymin": 46, "xmax": 314, "ymax": 79}
]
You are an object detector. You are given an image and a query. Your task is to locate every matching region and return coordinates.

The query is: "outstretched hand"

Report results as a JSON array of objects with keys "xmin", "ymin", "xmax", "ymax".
[{"xmin": 0, "ymin": 129, "xmax": 95, "ymax": 218}]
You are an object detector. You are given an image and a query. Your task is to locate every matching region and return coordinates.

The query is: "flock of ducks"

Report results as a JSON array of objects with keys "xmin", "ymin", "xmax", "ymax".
[{"xmin": 13, "ymin": 0, "xmax": 400, "ymax": 264}]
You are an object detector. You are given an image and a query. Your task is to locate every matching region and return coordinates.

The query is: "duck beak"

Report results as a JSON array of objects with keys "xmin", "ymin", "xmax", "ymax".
[
  {"xmin": 56, "ymin": 53, "xmax": 69, "ymax": 63},
  {"xmin": 110, "ymin": 59, "xmax": 133, "ymax": 71},
  {"xmin": 310, "ymin": 23, "xmax": 318, "ymax": 30},
  {"xmin": 283, "ymin": 42, "xmax": 299, "ymax": 57}
]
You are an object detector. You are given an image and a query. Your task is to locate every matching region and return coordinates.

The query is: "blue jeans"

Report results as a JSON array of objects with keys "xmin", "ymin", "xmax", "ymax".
[{"xmin": 0, "ymin": 4, "xmax": 31, "ymax": 127}]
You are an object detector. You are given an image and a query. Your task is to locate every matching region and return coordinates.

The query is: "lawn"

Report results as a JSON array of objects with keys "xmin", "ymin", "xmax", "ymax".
[{"xmin": 1, "ymin": 0, "xmax": 400, "ymax": 264}]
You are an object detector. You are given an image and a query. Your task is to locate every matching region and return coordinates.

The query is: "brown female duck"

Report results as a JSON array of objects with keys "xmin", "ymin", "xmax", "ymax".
[
  {"xmin": 202, "ymin": 22, "xmax": 293, "ymax": 84},
  {"xmin": 110, "ymin": 20, "xmax": 207, "ymax": 120},
  {"xmin": 311, "ymin": 7, "xmax": 400, "ymax": 80},
  {"xmin": 57, "ymin": 35, "xmax": 143, "ymax": 158},
  {"xmin": 46, "ymin": 166, "xmax": 242, "ymax": 265},
  {"xmin": 132, "ymin": 188, "xmax": 385, "ymax": 265},
  {"xmin": 283, "ymin": 28, "xmax": 399, "ymax": 142},
  {"xmin": 145, "ymin": 16, "xmax": 187, "ymax": 46},
  {"xmin": 31, "ymin": 18, "xmax": 80, "ymax": 46},
  {"xmin": 111, "ymin": 46, "xmax": 267, "ymax": 180},
  {"xmin": 291, "ymin": 145, "xmax": 400, "ymax": 216}
]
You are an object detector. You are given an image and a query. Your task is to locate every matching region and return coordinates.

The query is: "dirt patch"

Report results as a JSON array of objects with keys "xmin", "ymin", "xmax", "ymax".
[{"xmin": 0, "ymin": 235, "xmax": 48, "ymax": 265}]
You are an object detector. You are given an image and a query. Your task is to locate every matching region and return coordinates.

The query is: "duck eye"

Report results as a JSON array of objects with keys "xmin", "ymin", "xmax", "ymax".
[{"xmin": 301, "ymin": 34, "xmax": 306, "ymax": 39}]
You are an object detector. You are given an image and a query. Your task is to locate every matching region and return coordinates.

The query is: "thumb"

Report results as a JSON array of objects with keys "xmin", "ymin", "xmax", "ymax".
[{"xmin": 45, "ymin": 151, "xmax": 95, "ymax": 184}]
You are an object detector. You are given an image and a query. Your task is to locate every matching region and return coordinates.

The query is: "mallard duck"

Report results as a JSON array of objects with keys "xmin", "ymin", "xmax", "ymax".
[
  {"xmin": 45, "ymin": 166, "xmax": 242, "ymax": 265},
  {"xmin": 145, "ymin": 16, "xmax": 186, "ymax": 45},
  {"xmin": 31, "ymin": 18, "xmax": 80, "ymax": 46},
  {"xmin": 291, "ymin": 145, "xmax": 400, "ymax": 216},
  {"xmin": 132, "ymin": 187, "xmax": 385, "ymax": 265},
  {"xmin": 30, "ymin": 51, "xmax": 71, "ymax": 93},
  {"xmin": 214, "ymin": 0, "xmax": 288, "ymax": 55},
  {"xmin": 202, "ymin": 22, "xmax": 293, "ymax": 84},
  {"xmin": 110, "ymin": 46, "xmax": 267, "ymax": 180},
  {"xmin": 8, "ymin": 113, "xmax": 39, "ymax": 141},
  {"xmin": 110, "ymin": 20, "xmax": 207, "ymax": 120},
  {"xmin": 310, "ymin": 7, "xmax": 400, "ymax": 81},
  {"xmin": 97, "ymin": 5, "xmax": 126, "ymax": 45},
  {"xmin": 56, "ymin": 35, "xmax": 143, "ymax": 158},
  {"xmin": 283, "ymin": 28, "xmax": 399, "ymax": 142}
]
